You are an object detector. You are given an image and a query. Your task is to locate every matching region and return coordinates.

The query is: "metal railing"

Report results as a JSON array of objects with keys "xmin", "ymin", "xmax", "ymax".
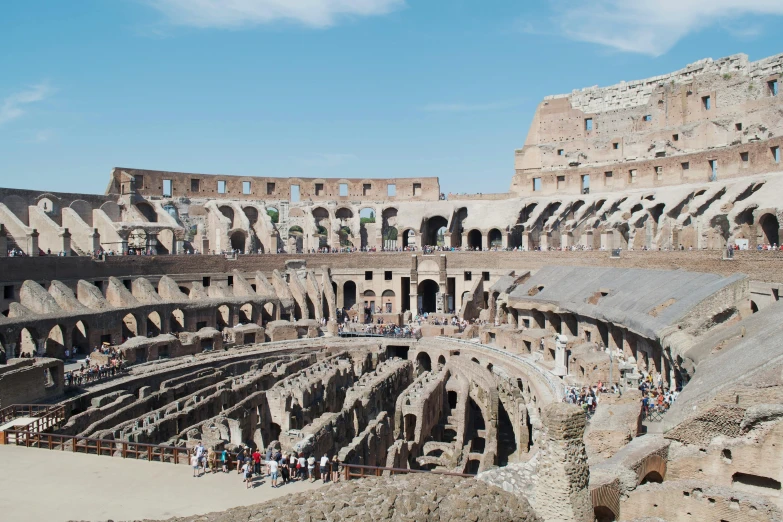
[
  {"xmin": 342, "ymin": 463, "xmax": 474, "ymax": 480},
  {"xmin": 3, "ymin": 430, "xmax": 189, "ymax": 464},
  {"xmin": 0, "ymin": 404, "xmax": 65, "ymax": 430}
]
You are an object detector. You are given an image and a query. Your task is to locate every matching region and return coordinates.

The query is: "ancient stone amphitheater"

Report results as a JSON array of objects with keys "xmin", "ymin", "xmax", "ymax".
[{"xmin": 1, "ymin": 53, "xmax": 783, "ymax": 522}]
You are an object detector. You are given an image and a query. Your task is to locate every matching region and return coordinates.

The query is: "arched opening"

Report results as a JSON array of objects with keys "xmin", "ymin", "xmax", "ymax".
[
  {"xmin": 268, "ymin": 422, "xmax": 281, "ymax": 445},
  {"xmin": 312, "ymin": 207, "xmax": 330, "ymax": 250},
  {"xmin": 243, "ymin": 206, "xmax": 258, "ymax": 225},
  {"xmin": 751, "ymin": 300, "xmax": 759, "ymax": 314},
  {"xmin": 594, "ymin": 506, "xmax": 617, "ymax": 522},
  {"xmin": 46, "ymin": 325, "xmax": 65, "ymax": 358},
  {"xmin": 178, "ymin": 286, "xmax": 190, "ymax": 297},
  {"xmin": 122, "ymin": 314, "xmax": 138, "ymax": 340},
  {"xmin": 362, "ymin": 290, "xmax": 376, "ymax": 316},
  {"xmin": 404, "ymin": 414, "xmax": 417, "ymax": 442},
  {"xmin": 344, "ymin": 281, "xmax": 357, "ymax": 310},
  {"xmin": 128, "ymin": 229, "xmax": 148, "ymax": 253},
  {"xmin": 488, "ymin": 228, "xmax": 502, "ymax": 248},
  {"xmin": 218, "ymin": 205, "xmax": 235, "ymax": 228},
  {"xmin": 382, "ymin": 208, "xmax": 399, "ymax": 249},
  {"xmin": 147, "ymin": 311, "xmax": 162, "ymax": 337},
  {"xmin": 19, "ymin": 328, "xmax": 38, "ymax": 356},
  {"xmin": 230, "ymin": 230, "xmax": 247, "ymax": 252},
  {"xmin": 437, "ymin": 354, "xmax": 446, "ymax": 370},
  {"xmin": 447, "ymin": 391, "xmax": 458, "ymax": 409},
  {"xmin": 136, "ymin": 202, "xmax": 157, "ymax": 223},
  {"xmin": 423, "ymin": 216, "xmax": 449, "ymax": 246},
  {"xmin": 640, "ymin": 471, "xmax": 664, "ymax": 484},
  {"xmin": 287, "ymin": 226, "xmax": 303, "ymax": 253},
  {"xmin": 381, "ymin": 289, "xmax": 395, "ymax": 314},
  {"xmin": 170, "ymin": 309, "xmax": 185, "ymax": 333},
  {"xmin": 758, "ymin": 213, "xmax": 780, "ymax": 246},
  {"xmin": 467, "ymin": 229, "xmax": 483, "ymax": 249},
  {"xmin": 216, "ymin": 305, "xmax": 231, "ymax": 330},
  {"xmin": 415, "ymin": 352, "xmax": 432, "ymax": 375},
  {"xmin": 401, "ymin": 229, "xmax": 415, "ymax": 249},
  {"xmin": 417, "ymin": 279, "xmax": 439, "ymax": 314},
  {"xmin": 239, "ymin": 303, "xmax": 254, "ymax": 324},
  {"xmin": 71, "ymin": 321, "xmax": 89, "ymax": 354}
]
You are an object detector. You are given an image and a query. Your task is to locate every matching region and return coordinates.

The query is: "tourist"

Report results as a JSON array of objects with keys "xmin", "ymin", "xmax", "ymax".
[
  {"xmin": 242, "ymin": 460, "xmax": 253, "ymax": 489},
  {"xmin": 290, "ymin": 452, "xmax": 298, "ymax": 480},
  {"xmin": 307, "ymin": 454, "xmax": 316, "ymax": 482},
  {"xmin": 221, "ymin": 448, "xmax": 229, "ymax": 472},
  {"xmin": 236, "ymin": 446, "xmax": 246, "ymax": 474},
  {"xmin": 298, "ymin": 453, "xmax": 307, "ymax": 480},
  {"xmin": 331, "ymin": 455, "xmax": 341, "ymax": 483},
  {"xmin": 195, "ymin": 442, "xmax": 205, "ymax": 470},
  {"xmin": 207, "ymin": 447, "xmax": 217, "ymax": 473},
  {"xmin": 269, "ymin": 457, "xmax": 279, "ymax": 487},
  {"xmin": 280, "ymin": 454, "xmax": 290, "ymax": 485},
  {"xmin": 252, "ymin": 447, "xmax": 262, "ymax": 476},
  {"xmin": 191, "ymin": 450, "xmax": 201, "ymax": 478},
  {"xmin": 320, "ymin": 453, "xmax": 329, "ymax": 483}
]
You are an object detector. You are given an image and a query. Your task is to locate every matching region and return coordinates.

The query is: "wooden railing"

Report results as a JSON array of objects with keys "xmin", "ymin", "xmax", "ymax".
[
  {"xmin": 4, "ymin": 429, "xmax": 189, "ymax": 465},
  {"xmin": 342, "ymin": 463, "xmax": 474, "ymax": 480}
]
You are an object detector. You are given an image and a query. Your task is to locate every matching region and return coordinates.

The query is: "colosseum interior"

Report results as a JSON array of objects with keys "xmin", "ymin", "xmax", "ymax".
[{"xmin": 1, "ymin": 52, "xmax": 783, "ymax": 522}]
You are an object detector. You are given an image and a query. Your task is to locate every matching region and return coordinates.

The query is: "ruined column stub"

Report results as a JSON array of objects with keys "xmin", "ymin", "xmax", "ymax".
[{"xmin": 533, "ymin": 403, "xmax": 592, "ymax": 522}]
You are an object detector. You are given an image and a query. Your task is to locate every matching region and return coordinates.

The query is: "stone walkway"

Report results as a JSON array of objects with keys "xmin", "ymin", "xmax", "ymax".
[{"xmin": 0, "ymin": 445, "xmax": 325, "ymax": 521}]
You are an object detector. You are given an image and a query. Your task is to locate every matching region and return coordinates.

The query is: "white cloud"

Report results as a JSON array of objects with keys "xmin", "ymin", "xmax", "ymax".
[
  {"xmin": 551, "ymin": 0, "xmax": 783, "ymax": 56},
  {"xmin": 146, "ymin": 0, "xmax": 405, "ymax": 29},
  {"xmin": 0, "ymin": 82, "xmax": 53, "ymax": 126},
  {"xmin": 422, "ymin": 100, "xmax": 523, "ymax": 113}
]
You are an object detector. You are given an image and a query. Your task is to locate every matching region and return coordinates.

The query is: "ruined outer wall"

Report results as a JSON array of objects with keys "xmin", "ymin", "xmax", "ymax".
[
  {"xmin": 512, "ymin": 53, "xmax": 783, "ymax": 196},
  {"xmin": 2, "ymin": 250, "xmax": 783, "ymax": 285},
  {"xmin": 109, "ymin": 168, "xmax": 441, "ymax": 202}
]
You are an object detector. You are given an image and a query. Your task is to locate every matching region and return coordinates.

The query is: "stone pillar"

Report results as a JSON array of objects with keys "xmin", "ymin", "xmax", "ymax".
[
  {"xmin": 91, "ymin": 228, "xmax": 101, "ymax": 255},
  {"xmin": 28, "ymin": 229, "xmax": 39, "ymax": 256},
  {"xmin": 585, "ymin": 230, "xmax": 593, "ymax": 249},
  {"xmin": 533, "ymin": 404, "xmax": 592, "ymax": 522},
  {"xmin": 482, "ymin": 232, "xmax": 488, "ymax": 251},
  {"xmin": 539, "ymin": 232, "xmax": 548, "ymax": 251},
  {"xmin": 61, "ymin": 228, "xmax": 72, "ymax": 256},
  {"xmin": 502, "ymin": 232, "xmax": 509, "ymax": 249},
  {"xmin": 409, "ymin": 292, "xmax": 418, "ymax": 315},
  {"xmin": 462, "ymin": 232, "xmax": 469, "ymax": 249},
  {"xmin": 522, "ymin": 232, "xmax": 530, "ymax": 251}
]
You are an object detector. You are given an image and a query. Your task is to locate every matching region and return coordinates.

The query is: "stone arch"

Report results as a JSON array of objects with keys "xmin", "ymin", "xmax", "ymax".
[
  {"xmin": 758, "ymin": 213, "xmax": 780, "ymax": 246},
  {"xmin": 70, "ymin": 200, "xmax": 94, "ymax": 227},
  {"xmin": 637, "ymin": 454, "xmax": 667, "ymax": 485},
  {"xmin": 122, "ymin": 313, "xmax": 138, "ymax": 339},
  {"xmin": 467, "ymin": 229, "xmax": 483, "ymax": 249},
  {"xmin": 170, "ymin": 309, "xmax": 185, "ymax": 333},
  {"xmin": 423, "ymin": 215, "xmax": 449, "ymax": 246},
  {"xmin": 147, "ymin": 311, "xmax": 162, "ymax": 336},
  {"xmin": 239, "ymin": 303, "xmax": 255, "ymax": 324},
  {"xmin": 401, "ymin": 229, "xmax": 416, "ymax": 249},
  {"xmin": 437, "ymin": 354, "xmax": 446, "ymax": 370},
  {"xmin": 488, "ymin": 228, "xmax": 502, "ymax": 248},
  {"xmin": 216, "ymin": 305, "xmax": 231, "ymax": 330},
  {"xmin": 404, "ymin": 414, "xmax": 417, "ymax": 442},
  {"xmin": 136, "ymin": 202, "xmax": 157, "ymax": 223},
  {"xmin": 230, "ymin": 230, "xmax": 247, "ymax": 252},
  {"xmin": 417, "ymin": 279, "xmax": 439, "ymax": 313},
  {"xmin": 100, "ymin": 201, "xmax": 122, "ymax": 222},
  {"xmin": 287, "ymin": 227, "xmax": 303, "ymax": 253},
  {"xmin": 72, "ymin": 321, "xmax": 89, "ymax": 353},
  {"xmin": 262, "ymin": 302, "xmax": 276, "ymax": 323},
  {"xmin": 359, "ymin": 207, "xmax": 375, "ymax": 249},
  {"xmin": 343, "ymin": 281, "xmax": 357, "ymax": 310},
  {"xmin": 381, "ymin": 289, "xmax": 395, "ymax": 314},
  {"xmin": 19, "ymin": 327, "xmax": 39, "ymax": 356},
  {"xmin": 335, "ymin": 207, "xmax": 354, "ymax": 222},
  {"xmin": 243, "ymin": 206, "xmax": 259, "ymax": 225},
  {"xmin": 218, "ymin": 205, "xmax": 235, "ymax": 228},
  {"xmin": 46, "ymin": 325, "xmax": 66, "ymax": 358},
  {"xmin": 591, "ymin": 482, "xmax": 621, "ymax": 522},
  {"xmin": 382, "ymin": 207, "xmax": 399, "ymax": 249},
  {"xmin": 751, "ymin": 300, "xmax": 759, "ymax": 314},
  {"xmin": 415, "ymin": 351, "xmax": 432, "ymax": 375}
]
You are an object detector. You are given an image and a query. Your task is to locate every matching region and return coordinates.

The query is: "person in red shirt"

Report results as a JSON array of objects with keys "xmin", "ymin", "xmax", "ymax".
[{"xmin": 251, "ymin": 449, "xmax": 262, "ymax": 476}]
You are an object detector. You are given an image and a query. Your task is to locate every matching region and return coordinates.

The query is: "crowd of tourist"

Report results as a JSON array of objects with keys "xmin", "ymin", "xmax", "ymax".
[{"xmin": 189, "ymin": 442, "xmax": 342, "ymax": 490}]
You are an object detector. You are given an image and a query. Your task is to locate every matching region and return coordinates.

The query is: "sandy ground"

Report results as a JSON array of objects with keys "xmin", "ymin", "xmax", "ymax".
[{"xmin": 0, "ymin": 445, "xmax": 325, "ymax": 521}]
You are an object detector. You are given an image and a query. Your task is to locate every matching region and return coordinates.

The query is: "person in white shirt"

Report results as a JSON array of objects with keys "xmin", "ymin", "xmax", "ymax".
[
  {"xmin": 269, "ymin": 458, "xmax": 279, "ymax": 487},
  {"xmin": 242, "ymin": 461, "xmax": 253, "ymax": 489},
  {"xmin": 320, "ymin": 454, "xmax": 329, "ymax": 483}
]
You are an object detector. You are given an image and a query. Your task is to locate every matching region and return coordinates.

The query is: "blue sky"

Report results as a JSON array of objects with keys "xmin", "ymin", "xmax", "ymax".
[{"xmin": 1, "ymin": 0, "xmax": 783, "ymax": 195}]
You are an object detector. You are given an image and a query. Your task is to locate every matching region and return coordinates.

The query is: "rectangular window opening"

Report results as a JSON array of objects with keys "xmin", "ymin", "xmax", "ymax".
[
  {"xmin": 315, "ymin": 183, "xmax": 324, "ymax": 196},
  {"xmin": 672, "ymin": 134, "xmax": 679, "ymax": 141},
  {"xmin": 709, "ymin": 160, "xmax": 718, "ymax": 181},
  {"xmin": 266, "ymin": 182, "xmax": 275, "ymax": 195},
  {"xmin": 681, "ymin": 162, "xmax": 690, "ymax": 170},
  {"xmin": 162, "ymin": 179, "xmax": 172, "ymax": 197},
  {"xmin": 387, "ymin": 184, "xmax": 396, "ymax": 197},
  {"xmin": 629, "ymin": 169, "xmax": 637, "ymax": 183},
  {"xmin": 769, "ymin": 79, "xmax": 779, "ymax": 97},
  {"xmin": 655, "ymin": 166, "xmax": 663, "ymax": 180},
  {"xmin": 557, "ymin": 175, "xmax": 565, "ymax": 189},
  {"xmin": 135, "ymin": 175, "xmax": 144, "ymax": 190},
  {"xmin": 612, "ymin": 142, "xmax": 619, "ymax": 150},
  {"xmin": 227, "ymin": 276, "xmax": 233, "ymax": 286},
  {"xmin": 363, "ymin": 183, "xmax": 371, "ymax": 196},
  {"xmin": 290, "ymin": 184, "xmax": 300, "ymax": 202},
  {"xmin": 202, "ymin": 277, "xmax": 211, "ymax": 287},
  {"xmin": 735, "ymin": 123, "xmax": 743, "ymax": 131},
  {"xmin": 557, "ymin": 149, "xmax": 564, "ymax": 156},
  {"xmin": 413, "ymin": 183, "xmax": 422, "ymax": 196},
  {"xmin": 191, "ymin": 179, "xmax": 200, "ymax": 193},
  {"xmin": 123, "ymin": 279, "xmax": 132, "ymax": 290},
  {"xmin": 384, "ymin": 271, "xmax": 392, "ymax": 281},
  {"xmin": 365, "ymin": 271, "xmax": 373, "ymax": 281},
  {"xmin": 772, "ymin": 146, "xmax": 780, "ymax": 163},
  {"xmin": 740, "ymin": 152, "xmax": 749, "ymax": 166},
  {"xmin": 242, "ymin": 181, "xmax": 251, "ymax": 195},
  {"xmin": 585, "ymin": 118, "xmax": 593, "ymax": 131},
  {"xmin": 643, "ymin": 115, "xmax": 652, "ymax": 122},
  {"xmin": 3, "ymin": 285, "xmax": 12, "ymax": 299},
  {"xmin": 339, "ymin": 183, "xmax": 348, "ymax": 197},
  {"xmin": 532, "ymin": 177, "xmax": 542, "ymax": 192},
  {"xmin": 464, "ymin": 271, "xmax": 472, "ymax": 281},
  {"xmin": 482, "ymin": 271, "xmax": 490, "ymax": 282},
  {"xmin": 217, "ymin": 180, "xmax": 226, "ymax": 194},
  {"xmin": 702, "ymin": 95, "xmax": 711, "ymax": 110}
]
